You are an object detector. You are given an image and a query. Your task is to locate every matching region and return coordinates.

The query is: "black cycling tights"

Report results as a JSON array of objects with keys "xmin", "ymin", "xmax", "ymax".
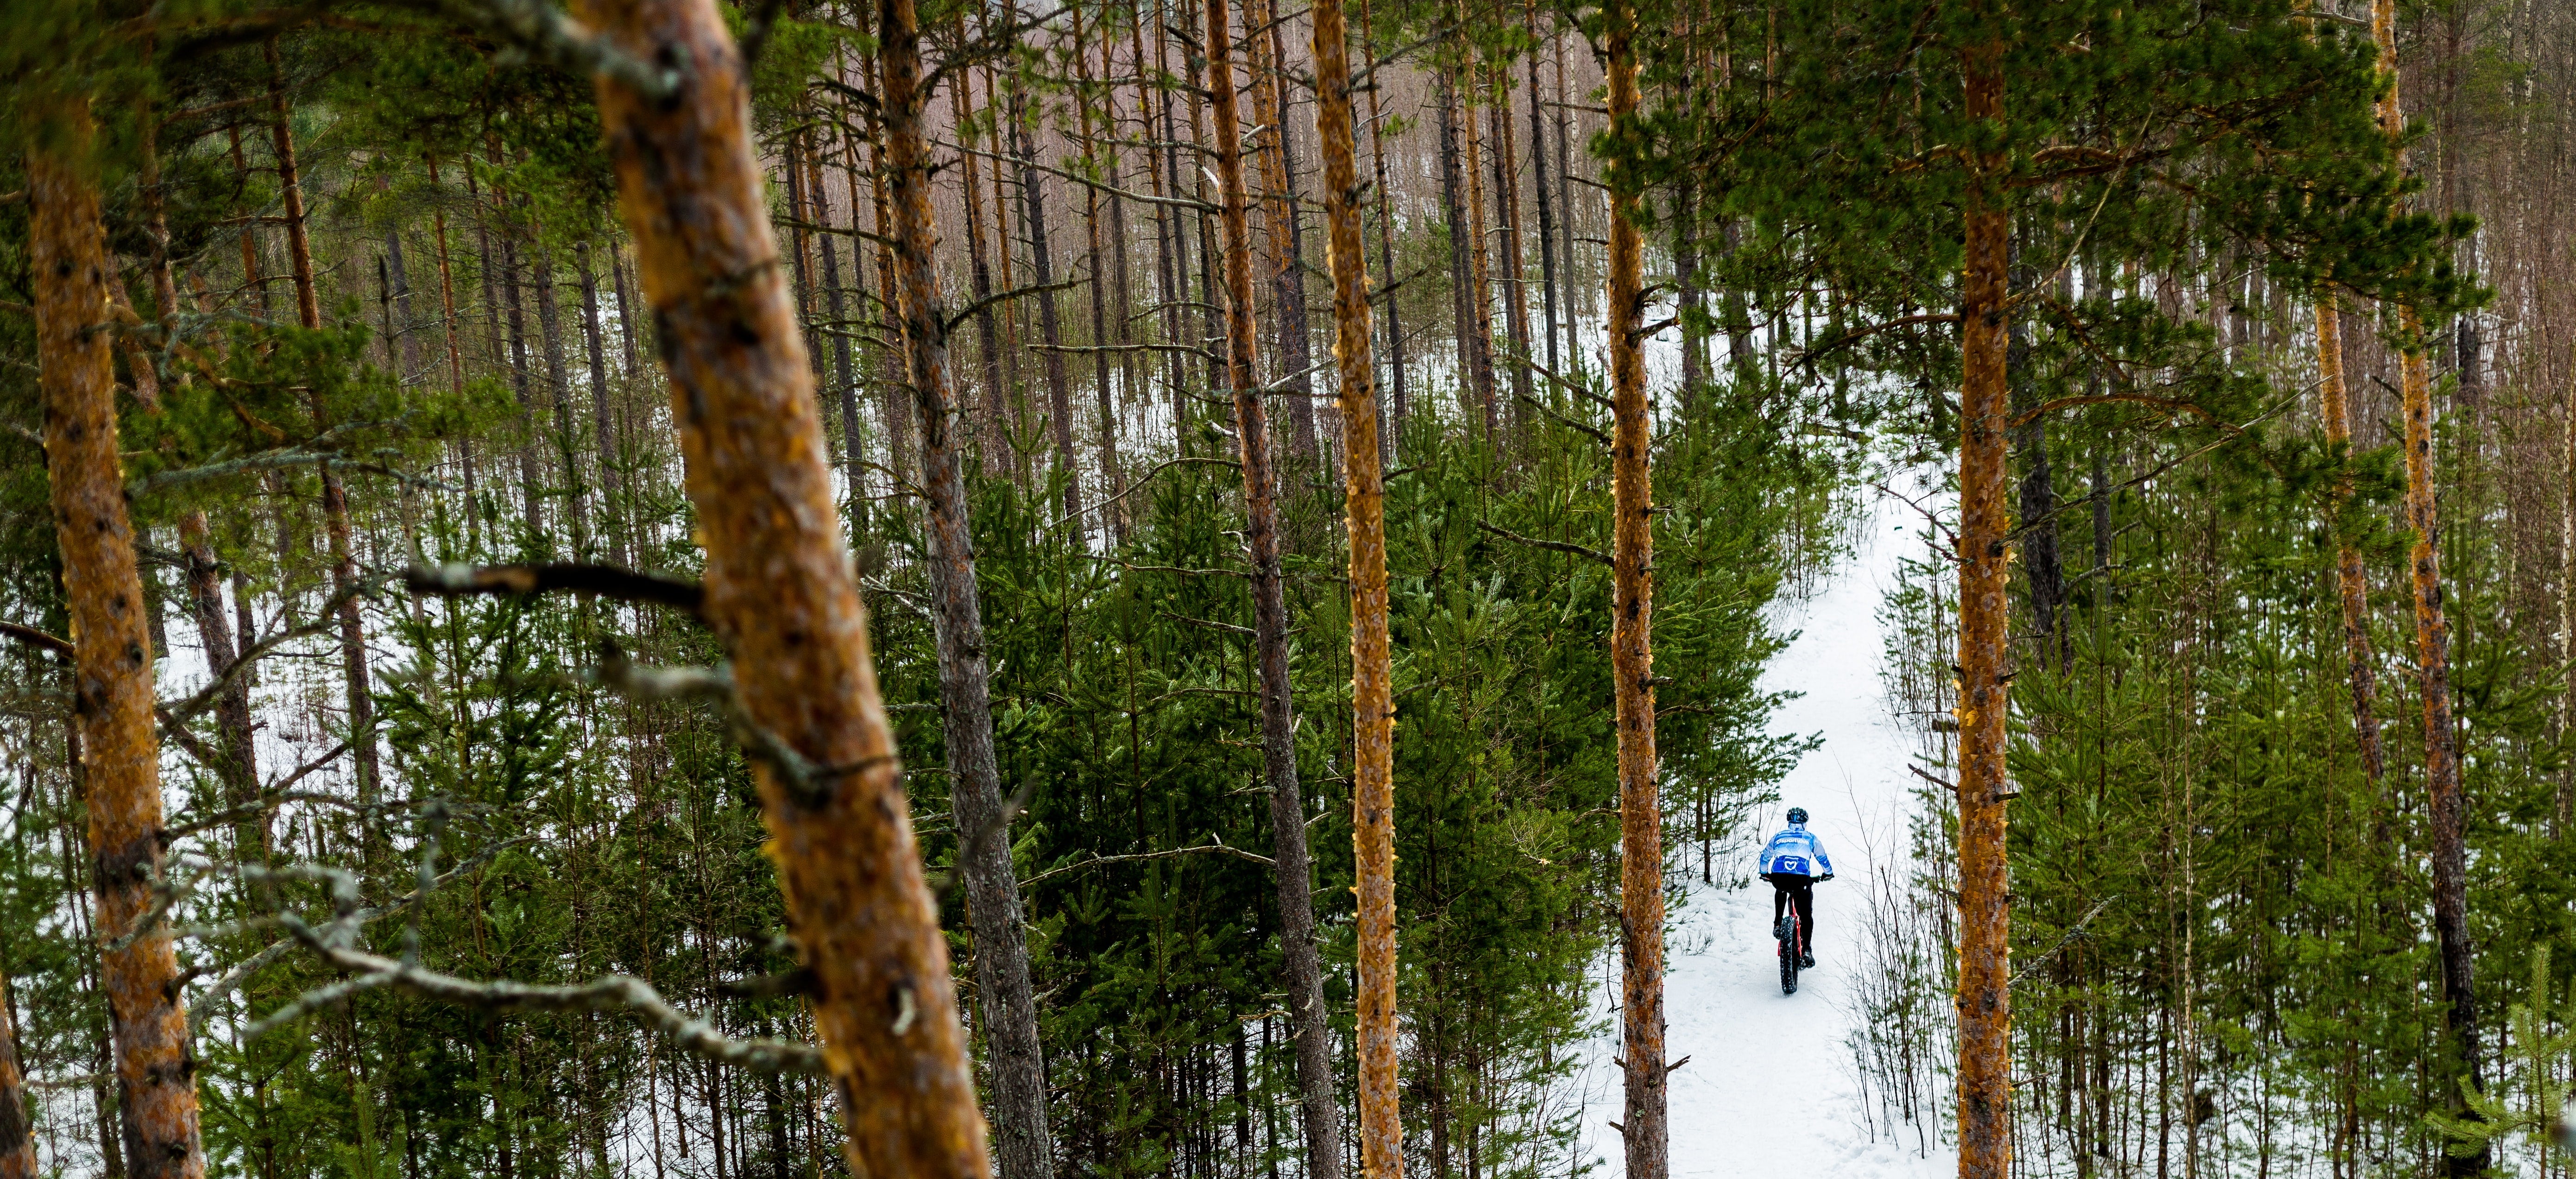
[{"xmin": 1772, "ymin": 878, "xmax": 1815, "ymax": 952}]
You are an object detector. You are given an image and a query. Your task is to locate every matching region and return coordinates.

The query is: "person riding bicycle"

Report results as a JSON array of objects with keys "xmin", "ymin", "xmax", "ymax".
[{"xmin": 1757, "ymin": 807, "xmax": 1833, "ymax": 968}]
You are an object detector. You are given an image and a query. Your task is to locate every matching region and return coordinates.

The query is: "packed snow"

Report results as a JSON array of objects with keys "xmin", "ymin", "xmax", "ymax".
[{"xmin": 1569, "ymin": 488, "xmax": 1955, "ymax": 1179}]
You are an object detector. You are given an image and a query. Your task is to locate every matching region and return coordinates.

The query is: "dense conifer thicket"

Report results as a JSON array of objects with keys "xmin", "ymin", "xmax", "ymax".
[{"xmin": 0, "ymin": 0, "xmax": 2563, "ymax": 1179}]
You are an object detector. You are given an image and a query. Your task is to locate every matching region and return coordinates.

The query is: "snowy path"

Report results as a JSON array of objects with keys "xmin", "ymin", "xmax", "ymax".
[{"xmin": 1569, "ymin": 490, "xmax": 1954, "ymax": 1179}]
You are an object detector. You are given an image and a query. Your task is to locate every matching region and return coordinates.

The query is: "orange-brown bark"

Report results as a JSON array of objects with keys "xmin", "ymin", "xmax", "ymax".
[
  {"xmin": 1604, "ymin": 5, "xmax": 1665, "ymax": 1177},
  {"xmin": 0, "ymin": 971, "xmax": 33, "ymax": 1179},
  {"xmin": 1206, "ymin": 4, "xmax": 1345, "ymax": 1179},
  {"xmin": 2371, "ymin": 0, "xmax": 2482, "ymax": 1137},
  {"xmin": 1312, "ymin": 0, "xmax": 1386, "ymax": 1173},
  {"xmin": 573, "ymin": 5, "xmax": 990, "ymax": 1179},
  {"xmin": 1246, "ymin": 0, "xmax": 1318, "ymax": 459},
  {"xmin": 265, "ymin": 38, "xmax": 379, "ymax": 809},
  {"xmin": 34, "ymin": 95, "xmax": 207, "ymax": 1179},
  {"xmin": 2313, "ymin": 294, "xmax": 2387, "ymax": 782},
  {"xmin": 265, "ymin": 39, "xmax": 321, "ymax": 333},
  {"xmin": 1954, "ymin": 41, "xmax": 2014, "ymax": 1179}
]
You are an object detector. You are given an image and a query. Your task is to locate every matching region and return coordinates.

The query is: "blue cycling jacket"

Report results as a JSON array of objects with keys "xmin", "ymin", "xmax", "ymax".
[{"xmin": 1757, "ymin": 822, "xmax": 1833, "ymax": 879}]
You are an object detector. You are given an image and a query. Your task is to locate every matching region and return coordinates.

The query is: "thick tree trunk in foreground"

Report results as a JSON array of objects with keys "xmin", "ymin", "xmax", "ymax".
[
  {"xmin": 2314, "ymin": 294, "xmax": 2387, "ymax": 783},
  {"xmin": 1205, "ymin": 4, "xmax": 1343, "ymax": 1179},
  {"xmin": 34, "ymin": 97, "xmax": 208, "ymax": 1179},
  {"xmin": 1954, "ymin": 42, "xmax": 2014, "ymax": 1179},
  {"xmin": 0, "ymin": 971, "xmax": 34, "ymax": 1179},
  {"xmin": 575, "ymin": 6, "xmax": 990, "ymax": 1179},
  {"xmin": 1310, "ymin": 2, "xmax": 1377, "ymax": 1173},
  {"xmin": 877, "ymin": 3, "xmax": 1057, "ymax": 1176},
  {"xmin": 1603, "ymin": 7, "xmax": 1665, "ymax": 1179}
]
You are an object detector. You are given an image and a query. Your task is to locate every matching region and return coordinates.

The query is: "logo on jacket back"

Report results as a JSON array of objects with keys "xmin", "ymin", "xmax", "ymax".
[{"xmin": 1758, "ymin": 828, "xmax": 1832, "ymax": 878}]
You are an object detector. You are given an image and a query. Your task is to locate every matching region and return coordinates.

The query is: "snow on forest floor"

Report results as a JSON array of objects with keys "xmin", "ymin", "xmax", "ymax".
[{"xmin": 1568, "ymin": 487, "xmax": 1955, "ymax": 1179}]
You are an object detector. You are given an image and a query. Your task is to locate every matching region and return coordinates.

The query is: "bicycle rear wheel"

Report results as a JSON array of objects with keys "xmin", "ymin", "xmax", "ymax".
[{"xmin": 1779, "ymin": 912, "xmax": 1801, "ymax": 995}]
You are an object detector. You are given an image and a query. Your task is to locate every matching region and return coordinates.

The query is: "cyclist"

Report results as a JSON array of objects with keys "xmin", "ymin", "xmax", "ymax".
[{"xmin": 1757, "ymin": 807, "xmax": 1833, "ymax": 968}]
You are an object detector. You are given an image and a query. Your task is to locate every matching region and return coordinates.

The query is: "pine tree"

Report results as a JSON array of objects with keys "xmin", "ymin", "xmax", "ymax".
[
  {"xmin": 875, "ymin": 0, "xmax": 1057, "ymax": 1172},
  {"xmin": 0, "ymin": 969, "xmax": 33, "ymax": 1179},
  {"xmin": 1601, "ymin": 2, "xmax": 1666, "ymax": 1176},
  {"xmin": 576, "ymin": 3, "xmax": 989, "ymax": 1176},
  {"xmin": 31, "ymin": 89, "xmax": 208, "ymax": 1179}
]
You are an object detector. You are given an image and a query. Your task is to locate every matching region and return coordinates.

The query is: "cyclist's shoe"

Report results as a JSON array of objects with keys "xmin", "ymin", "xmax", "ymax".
[
  {"xmin": 1774, "ymin": 916, "xmax": 1792, "ymax": 941},
  {"xmin": 1801, "ymin": 951, "xmax": 1815, "ymax": 968}
]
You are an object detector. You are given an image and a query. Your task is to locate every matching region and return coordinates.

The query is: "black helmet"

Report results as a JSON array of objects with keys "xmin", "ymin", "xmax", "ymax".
[{"xmin": 1787, "ymin": 807, "xmax": 1808, "ymax": 825}]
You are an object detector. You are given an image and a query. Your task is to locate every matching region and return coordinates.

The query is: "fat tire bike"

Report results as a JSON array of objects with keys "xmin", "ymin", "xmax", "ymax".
[{"xmin": 1776, "ymin": 907, "xmax": 1803, "ymax": 995}]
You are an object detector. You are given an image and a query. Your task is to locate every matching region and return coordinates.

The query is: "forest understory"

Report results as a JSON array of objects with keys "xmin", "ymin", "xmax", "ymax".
[{"xmin": 1, "ymin": 1, "xmax": 2573, "ymax": 1179}]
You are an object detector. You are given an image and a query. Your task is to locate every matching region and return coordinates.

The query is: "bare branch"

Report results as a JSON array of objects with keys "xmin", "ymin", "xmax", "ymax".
[
  {"xmin": 1047, "ymin": 457, "xmax": 1241, "ymax": 534},
  {"xmin": 464, "ymin": 0, "xmax": 681, "ymax": 101},
  {"xmin": 1020, "ymin": 841, "xmax": 1275, "ymax": 889},
  {"xmin": 1476, "ymin": 521, "xmax": 1611, "ymax": 567},
  {"xmin": 945, "ymin": 277, "xmax": 1086, "ymax": 336},
  {"xmin": 277, "ymin": 937, "xmax": 827, "ymax": 1074},
  {"xmin": 0, "ymin": 621, "xmax": 74, "ymax": 661},
  {"xmin": 405, "ymin": 563, "xmax": 706, "ymax": 619},
  {"xmin": 162, "ymin": 578, "xmax": 382, "ymax": 728}
]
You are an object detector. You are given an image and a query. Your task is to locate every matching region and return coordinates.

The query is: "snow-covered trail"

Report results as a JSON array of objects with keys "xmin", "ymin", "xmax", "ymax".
[{"xmin": 1569, "ymin": 489, "xmax": 1954, "ymax": 1179}]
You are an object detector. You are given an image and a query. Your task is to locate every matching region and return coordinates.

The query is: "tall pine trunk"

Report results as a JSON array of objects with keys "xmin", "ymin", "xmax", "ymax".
[
  {"xmin": 1604, "ymin": 6, "xmax": 1665, "ymax": 1178},
  {"xmin": 0, "ymin": 970, "xmax": 27, "ymax": 1179},
  {"xmin": 34, "ymin": 95, "xmax": 208, "ymax": 1179},
  {"xmin": 875, "ymin": 3, "xmax": 1059, "ymax": 1176},
  {"xmin": 2373, "ymin": 6, "xmax": 2483, "ymax": 1155},
  {"xmin": 267, "ymin": 38, "xmax": 381, "ymax": 813},
  {"xmin": 1310, "ymin": 1, "xmax": 1382, "ymax": 1176},
  {"xmin": 575, "ymin": 5, "xmax": 990, "ymax": 1178},
  {"xmin": 1953, "ymin": 39, "xmax": 2013, "ymax": 1179},
  {"xmin": 1205, "ymin": 6, "xmax": 1342, "ymax": 1179}
]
